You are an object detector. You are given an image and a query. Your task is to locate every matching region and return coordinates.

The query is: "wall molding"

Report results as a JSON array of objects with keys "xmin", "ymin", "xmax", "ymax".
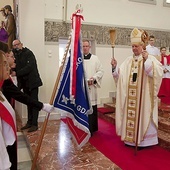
[
  {"xmin": 45, "ymin": 20, "xmax": 170, "ymax": 48},
  {"xmin": 129, "ymin": 0, "xmax": 156, "ymax": 5}
]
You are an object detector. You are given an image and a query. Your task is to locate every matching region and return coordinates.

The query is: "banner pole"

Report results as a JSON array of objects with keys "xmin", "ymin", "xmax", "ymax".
[
  {"xmin": 31, "ymin": 35, "xmax": 71, "ymax": 170},
  {"xmin": 109, "ymin": 29, "xmax": 116, "ymax": 59}
]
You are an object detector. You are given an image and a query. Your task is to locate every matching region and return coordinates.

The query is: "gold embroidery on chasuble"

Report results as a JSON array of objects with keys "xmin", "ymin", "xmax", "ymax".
[
  {"xmin": 149, "ymin": 63, "xmax": 155, "ymax": 119},
  {"xmin": 125, "ymin": 58, "xmax": 142, "ymax": 143},
  {"xmin": 144, "ymin": 62, "xmax": 156, "ymax": 135}
]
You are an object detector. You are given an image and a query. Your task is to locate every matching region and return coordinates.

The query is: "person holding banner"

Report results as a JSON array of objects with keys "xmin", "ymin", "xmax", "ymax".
[
  {"xmin": 83, "ymin": 40, "xmax": 104, "ymax": 136},
  {"xmin": 111, "ymin": 28, "xmax": 163, "ymax": 148},
  {"xmin": 0, "ymin": 50, "xmax": 54, "ymax": 169}
]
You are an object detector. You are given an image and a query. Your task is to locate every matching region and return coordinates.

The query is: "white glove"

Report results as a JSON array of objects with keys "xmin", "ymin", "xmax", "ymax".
[{"xmin": 42, "ymin": 103, "xmax": 54, "ymax": 113}]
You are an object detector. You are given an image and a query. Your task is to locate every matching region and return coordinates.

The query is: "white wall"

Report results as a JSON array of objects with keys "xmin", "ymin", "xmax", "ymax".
[
  {"xmin": 17, "ymin": 0, "xmax": 46, "ymax": 118},
  {"xmin": 43, "ymin": 0, "xmax": 170, "ymax": 31},
  {"xmin": 16, "ymin": 0, "xmax": 170, "ymax": 118},
  {"xmin": 68, "ymin": 0, "xmax": 170, "ymax": 31}
]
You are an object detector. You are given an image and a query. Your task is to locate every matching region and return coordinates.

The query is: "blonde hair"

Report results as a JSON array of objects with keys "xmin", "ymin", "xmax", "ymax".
[
  {"xmin": 0, "ymin": 50, "xmax": 5, "ymax": 81},
  {"xmin": 0, "ymin": 50, "xmax": 5, "ymax": 101}
]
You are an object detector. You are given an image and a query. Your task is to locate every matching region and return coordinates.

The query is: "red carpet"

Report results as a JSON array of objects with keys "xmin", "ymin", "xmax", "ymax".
[
  {"xmin": 159, "ymin": 97, "xmax": 170, "ymax": 105},
  {"xmin": 89, "ymin": 118, "xmax": 170, "ymax": 170},
  {"xmin": 97, "ymin": 107, "xmax": 115, "ymax": 114}
]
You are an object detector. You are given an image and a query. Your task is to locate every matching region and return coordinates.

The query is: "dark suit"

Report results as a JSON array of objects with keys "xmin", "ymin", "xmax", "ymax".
[{"xmin": 13, "ymin": 47, "xmax": 43, "ymax": 127}]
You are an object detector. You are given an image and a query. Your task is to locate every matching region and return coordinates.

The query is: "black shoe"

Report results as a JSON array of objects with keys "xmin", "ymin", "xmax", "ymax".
[
  {"xmin": 27, "ymin": 126, "xmax": 38, "ymax": 132},
  {"xmin": 21, "ymin": 124, "xmax": 31, "ymax": 130}
]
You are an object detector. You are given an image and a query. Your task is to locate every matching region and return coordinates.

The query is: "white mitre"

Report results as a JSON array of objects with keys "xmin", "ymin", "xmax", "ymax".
[{"xmin": 130, "ymin": 28, "xmax": 143, "ymax": 45}]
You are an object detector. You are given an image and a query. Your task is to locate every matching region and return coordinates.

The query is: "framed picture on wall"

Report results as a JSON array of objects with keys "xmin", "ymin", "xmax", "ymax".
[
  {"xmin": 163, "ymin": 0, "xmax": 170, "ymax": 7},
  {"xmin": 129, "ymin": 0, "xmax": 156, "ymax": 5}
]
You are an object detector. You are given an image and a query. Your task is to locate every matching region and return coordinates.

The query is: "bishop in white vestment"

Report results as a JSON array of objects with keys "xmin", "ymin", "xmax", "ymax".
[{"xmin": 111, "ymin": 28, "xmax": 163, "ymax": 147}]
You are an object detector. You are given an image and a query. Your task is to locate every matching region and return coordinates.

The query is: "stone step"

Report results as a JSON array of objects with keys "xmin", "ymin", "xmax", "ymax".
[
  {"xmin": 104, "ymin": 103, "xmax": 116, "ymax": 109},
  {"xmin": 105, "ymin": 102, "xmax": 170, "ymax": 117},
  {"xmin": 158, "ymin": 116, "xmax": 170, "ymax": 133},
  {"xmin": 98, "ymin": 110, "xmax": 170, "ymax": 134},
  {"xmin": 98, "ymin": 112, "xmax": 115, "ymax": 125},
  {"xmin": 98, "ymin": 103, "xmax": 170, "ymax": 151},
  {"xmin": 103, "ymin": 103, "xmax": 170, "ymax": 133},
  {"xmin": 158, "ymin": 129, "xmax": 170, "ymax": 151},
  {"xmin": 158, "ymin": 105, "xmax": 170, "ymax": 119}
]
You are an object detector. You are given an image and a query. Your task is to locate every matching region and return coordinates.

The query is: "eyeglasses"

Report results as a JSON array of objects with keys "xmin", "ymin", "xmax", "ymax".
[{"xmin": 13, "ymin": 42, "xmax": 21, "ymax": 47}]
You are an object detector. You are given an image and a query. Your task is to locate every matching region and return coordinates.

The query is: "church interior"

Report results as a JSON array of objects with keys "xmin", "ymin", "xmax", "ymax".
[{"xmin": 0, "ymin": 0, "xmax": 170, "ymax": 169}]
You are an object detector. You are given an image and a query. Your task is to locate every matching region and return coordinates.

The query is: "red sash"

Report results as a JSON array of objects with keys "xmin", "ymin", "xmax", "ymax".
[
  {"xmin": 0, "ymin": 98, "xmax": 16, "ymax": 140},
  {"xmin": 161, "ymin": 55, "xmax": 170, "ymax": 65}
]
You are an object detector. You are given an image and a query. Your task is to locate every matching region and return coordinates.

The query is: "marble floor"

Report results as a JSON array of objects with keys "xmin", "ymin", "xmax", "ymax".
[
  {"xmin": 17, "ymin": 132, "xmax": 32, "ymax": 170},
  {"xmin": 16, "ymin": 101, "xmax": 170, "ymax": 170},
  {"xmin": 16, "ymin": 115, "xmax": 121, "ymax": 170},
  {"xmin": 22, "ymin": 120, "xmax": 121, "ymax": 170}
]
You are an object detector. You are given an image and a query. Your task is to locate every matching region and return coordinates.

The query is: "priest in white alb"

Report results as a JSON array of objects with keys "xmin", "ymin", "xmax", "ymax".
[{"xmin": 83, "ymin": 40, "xmax": 104, "ymax": 136}]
